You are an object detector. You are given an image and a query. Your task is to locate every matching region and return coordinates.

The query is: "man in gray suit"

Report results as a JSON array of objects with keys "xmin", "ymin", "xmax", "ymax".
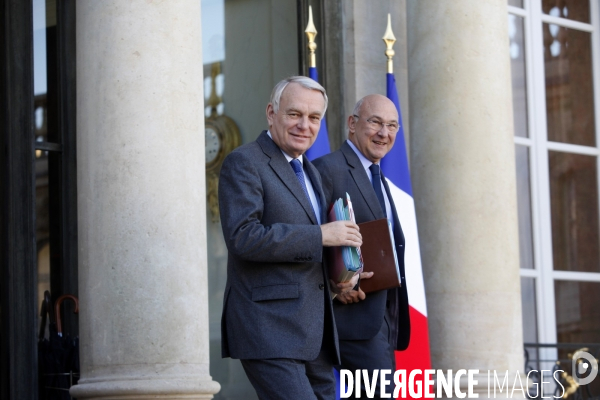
[
  {"xmin": 313, "ymin": 94, "xmax": 411, "ymax": 399},
  {"xmin": 218, "ymin": 76, "xmax": 362, "ymax": 400}
]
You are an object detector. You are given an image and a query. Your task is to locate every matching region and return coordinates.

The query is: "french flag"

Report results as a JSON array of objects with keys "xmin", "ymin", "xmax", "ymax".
[
  {"xmin": 305, "ymin": 66, "xmax": 331, "ymax": 161},
  {"xmin": 381, "ymin": 72, "xmax": 432, "ymax": 398}
]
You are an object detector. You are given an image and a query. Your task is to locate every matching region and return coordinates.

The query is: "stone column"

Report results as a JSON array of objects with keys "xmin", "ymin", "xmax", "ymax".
[
  {"xmin": 407, "ymin": 0, "xmax": 525, "ymax": 395},
  {"xmin": 71, "ymin": 1, "xmax": 220, "ymax": 399}
]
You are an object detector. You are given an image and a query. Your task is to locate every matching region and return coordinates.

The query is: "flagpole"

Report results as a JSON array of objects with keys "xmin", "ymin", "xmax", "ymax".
[
  {"xmin": 305, "ymin": 6, "xmax": 317, "ymax": 69},
  {"xmin": 383, "ymin": 13, "xmax": 396, "ymax": 74},
  {"xmin": 303, "ymin": 5, "xmax": 331, "ymax": 160}
]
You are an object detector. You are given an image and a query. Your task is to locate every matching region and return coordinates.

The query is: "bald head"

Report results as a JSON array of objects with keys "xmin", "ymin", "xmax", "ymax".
[
  {"xmin": 353, "ymin": 94, "xmax": 398, "ymax": 118},
  {"xmin": 347, "ymin": 94, "xmax": 399, "ymax": 163}
]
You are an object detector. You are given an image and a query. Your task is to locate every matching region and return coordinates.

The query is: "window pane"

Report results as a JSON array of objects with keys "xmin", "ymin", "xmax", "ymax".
[
  {"xmin": 522, "ymin": 277, "xmax": 539, "ymax": 383},
  {"xmin": 509, "ymin": 15, "xmax": 529, "ymax": 138},
  {"xmin": 508, "ymin": 0, "xmax": 523, "ymax": 8},
  {"xmin": 549, "ymin": 151, "xmax": 599, "ymax": 272},
  {"xmin": 36, "ymin": 154, "xmax": 50, "ymax": 336},
  {"xmin": 33, "ymin": 0, "xmax": 47, "ymax": 96},
  {"xmin": 516, "ymin": 145, "xmax": 535, "ymax": 269},
  {"xmin": 521, "ymin": 277, "xmax": 538, "ymax": 342},
  {"xmin": 34, "ymin": 0, "xmax": 50, "ymax": 347},
  {"xmin": 555, "ymin": 280, "xmax": 600, "ymax": 342},
  {"xmin": 555, "ymin": 280, "xmax": 600, "ymax": 395},
  {"xmin": 542, "ymin": 0, "xmax": 590, "ymax": 24},
  {"xmin": 544, "ymin": 25, "xmax": 595, "ymax": 146}
]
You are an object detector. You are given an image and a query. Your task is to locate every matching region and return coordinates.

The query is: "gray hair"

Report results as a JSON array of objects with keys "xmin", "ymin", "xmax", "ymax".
[
  {"xmin": 352, "ymin": 97, "xmax": 365, "ymax": 117},
  {"xmin": 270, "ymin": 76, "xmax": 328, "ymax": 115}
]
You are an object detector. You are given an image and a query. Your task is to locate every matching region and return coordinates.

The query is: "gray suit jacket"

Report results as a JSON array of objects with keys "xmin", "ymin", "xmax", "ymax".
[
  {"xmin": 218, "ymin": 131, "xmax": 339, "ymax": 363},
  {"xmin": 313, "ymin": 141, "xmax": 410, "ymax": 350}
]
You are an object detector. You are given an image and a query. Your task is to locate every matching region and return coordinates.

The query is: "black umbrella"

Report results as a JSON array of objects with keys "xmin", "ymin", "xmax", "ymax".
[{"xmin": 38, "ymin": 291, "xmax": 80, "ymax": 400}]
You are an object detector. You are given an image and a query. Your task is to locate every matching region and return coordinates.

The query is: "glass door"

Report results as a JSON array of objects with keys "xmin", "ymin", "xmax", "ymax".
[{"xmin": 34, "ymin": 0, "xmax": 78, "ymax": 398}]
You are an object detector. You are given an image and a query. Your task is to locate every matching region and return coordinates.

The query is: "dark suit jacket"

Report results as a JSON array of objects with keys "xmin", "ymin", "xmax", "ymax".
[
  {"xmin": 218, "ymin": 131, "xmax": 339, "ymax": 363},
  {"xmin": 313, "ymin": 141, "xmax": 410, "ymax": 350}
]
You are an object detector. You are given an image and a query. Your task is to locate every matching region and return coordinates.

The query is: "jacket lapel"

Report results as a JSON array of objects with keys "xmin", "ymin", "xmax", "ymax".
[
  {"xmin": 257, "ymin": 132, "xmax": 318, "ymax": 225},
  {"xmin": 340, "ymin": 142, "xmax": 385, "ymax": 220}
]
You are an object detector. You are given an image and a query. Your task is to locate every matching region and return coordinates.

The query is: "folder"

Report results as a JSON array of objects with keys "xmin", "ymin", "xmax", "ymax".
[
  {"xmin": 326, "ymin": 193, "xmax": 363, "ymax": 283},
  {"xmin": 357, "ymin": 218, "xmax": 402, "ymax": 293}
]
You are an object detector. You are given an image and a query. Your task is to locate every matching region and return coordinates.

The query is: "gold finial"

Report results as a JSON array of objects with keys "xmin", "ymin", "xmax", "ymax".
[
  {"xmin": 305, "ymin": 6, "xmax": 318, "ymax": 68},
  {"xmin": 207, "ymin": 62, "xmax": 222, "ymax": 117},
  {"xmin": 383, "ymin": 13, "xmax": 396, "ymax": 74}
]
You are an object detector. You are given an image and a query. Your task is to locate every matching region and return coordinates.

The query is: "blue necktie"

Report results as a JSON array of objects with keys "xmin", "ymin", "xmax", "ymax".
[
  {"xmin": 290, "ymin": 159, "xmax": 317, "ymax": 217},
  {"xmin": 369, "ymin": 163, "xmax": 387, "ymax": 217}
]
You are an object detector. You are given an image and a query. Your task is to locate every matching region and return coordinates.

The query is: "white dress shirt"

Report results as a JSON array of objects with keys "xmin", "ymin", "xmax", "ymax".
[
  {"xmin": 346, "ymin": 139, "xmax": 394, "ymax": 230},
  {"xmin": 267, "ymin": 131, "xmax": 321, "ymax": 224}
]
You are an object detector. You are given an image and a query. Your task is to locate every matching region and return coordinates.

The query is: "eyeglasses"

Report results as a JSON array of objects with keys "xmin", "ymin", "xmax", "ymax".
[{"xmin": 353, "ymin": 115, "xmax": 399, "ymax": 133}]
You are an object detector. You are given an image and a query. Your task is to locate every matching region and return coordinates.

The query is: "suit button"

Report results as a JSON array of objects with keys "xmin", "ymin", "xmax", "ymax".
[{"xmin": 319, "ymin": 284, "xmax": 325, "ymax": 290}]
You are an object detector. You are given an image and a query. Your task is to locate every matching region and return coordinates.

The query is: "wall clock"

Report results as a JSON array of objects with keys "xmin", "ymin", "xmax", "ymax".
[{"xmin": 205, "ymin": 62, "xmax": 241, "ymax": 222}]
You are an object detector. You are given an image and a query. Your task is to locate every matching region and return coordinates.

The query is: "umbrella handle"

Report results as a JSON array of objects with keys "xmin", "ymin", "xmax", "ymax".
[{"xmin": 55, "ymin": 294, "xmax": 79, "ymax": 337}]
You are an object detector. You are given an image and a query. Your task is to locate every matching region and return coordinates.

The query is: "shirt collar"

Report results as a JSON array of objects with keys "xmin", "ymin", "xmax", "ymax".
[
  {"xmin": 346, "ymin": 139, "xmax": 376, "ymax": 170},
  {"xmin": 267, "ymin": 130, "xmax": 303, "ymax": 164}
]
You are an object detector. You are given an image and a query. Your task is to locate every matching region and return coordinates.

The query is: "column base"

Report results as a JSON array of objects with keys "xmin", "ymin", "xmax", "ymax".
[{"xmin": 70, "ymin": 376, "xmax": 221, "ymax": 400}]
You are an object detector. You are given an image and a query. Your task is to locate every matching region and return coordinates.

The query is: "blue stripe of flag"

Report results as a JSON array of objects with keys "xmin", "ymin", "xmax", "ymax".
[
  {"xmin": 305, "ymin": 67, "xmax": 331, "ymax": 161},
  {"xmin": 380, "ymin": 72, "xmax": 412, "ymax": 197}
]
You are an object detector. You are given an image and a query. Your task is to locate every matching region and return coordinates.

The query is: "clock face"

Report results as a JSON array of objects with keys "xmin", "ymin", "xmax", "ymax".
[{"xmin": 205, "ymin": 127, "xmax": 222, "ymax": 164}]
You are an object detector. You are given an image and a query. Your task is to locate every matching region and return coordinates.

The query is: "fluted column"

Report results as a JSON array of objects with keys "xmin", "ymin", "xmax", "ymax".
[
  {"xmin": 407, "ymin": 0, "xmax": 524, "ymax": 394},
  {"xmin": 71, "ymin": 1, "xmax": 220, "ymax": 398}
]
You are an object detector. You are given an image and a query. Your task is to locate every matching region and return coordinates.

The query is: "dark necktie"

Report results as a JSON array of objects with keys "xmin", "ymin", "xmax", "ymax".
[
  {"xmin": 369, "ymin": 163, "xmax": 387, "ymax": 217},
  {"xmin": 290, "ymin": 159, "xmax": 317, "ymax": 217}
]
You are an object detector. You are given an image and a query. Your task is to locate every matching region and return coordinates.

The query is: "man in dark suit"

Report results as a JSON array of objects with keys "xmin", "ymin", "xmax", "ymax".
[
  {"xmin": 313, "ymin": 94, "xmax": 411, "ymax": 399},
  {"xmin": 218, "ymin": 76, "xmax": 362, "ymax": 400}
]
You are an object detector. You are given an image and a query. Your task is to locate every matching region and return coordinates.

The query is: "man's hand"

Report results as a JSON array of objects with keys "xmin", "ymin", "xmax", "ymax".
[
  {"xmin": 329, "ymin": 279, "xmax": 355, "ymax": 296},
  {"xmin": 321, "ymin": 221, "xmax": 362, "ymax": 247},
  {"xmin": 329, "ymin": 270, "xmax": 360, "ymax": 296},
  {"xmin": 335, "ymin": 271, "xmax": 374, "ymax": 304}
]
